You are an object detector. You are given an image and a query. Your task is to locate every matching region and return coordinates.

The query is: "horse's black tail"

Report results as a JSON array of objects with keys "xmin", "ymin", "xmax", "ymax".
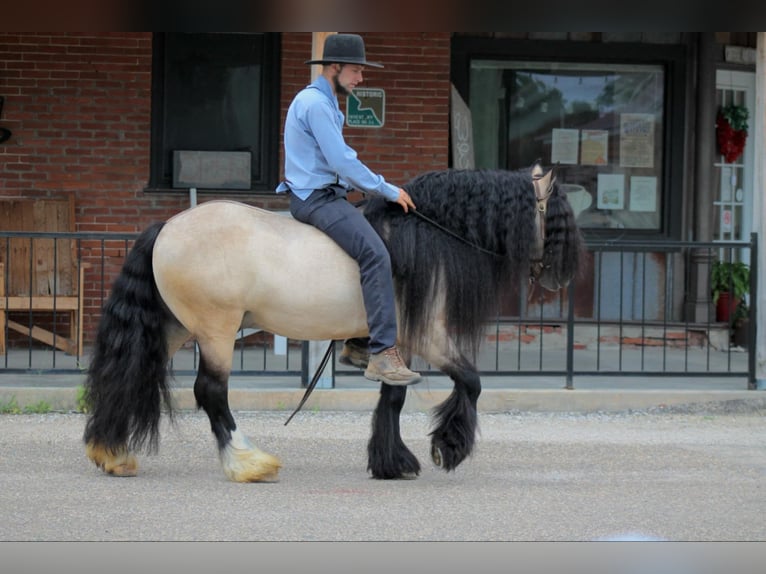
[{"xmin": 83, "ymin": 222, "xmax": 173, "ymax": 455}]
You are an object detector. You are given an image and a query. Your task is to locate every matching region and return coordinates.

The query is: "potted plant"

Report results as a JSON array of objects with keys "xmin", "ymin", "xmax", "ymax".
[{"xmin": 711, "ymin": 259, "xmax": 750, "ymax": 324}]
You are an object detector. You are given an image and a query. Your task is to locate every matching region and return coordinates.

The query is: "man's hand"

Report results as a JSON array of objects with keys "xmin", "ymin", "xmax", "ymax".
[{"xmin": 394, "ymin": 188, "xmax": 416, "ymax": 213}]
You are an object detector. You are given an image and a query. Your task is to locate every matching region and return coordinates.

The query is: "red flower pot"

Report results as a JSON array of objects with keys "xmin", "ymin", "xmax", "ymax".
[{"xmin": 715, "ymin": 292, "xmax": 740, "ymax": 323}]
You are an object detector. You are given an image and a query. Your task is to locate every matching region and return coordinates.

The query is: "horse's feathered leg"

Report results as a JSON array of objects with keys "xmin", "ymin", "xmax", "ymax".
[
  {"xmin": 83, "ymin": 222, "xmax": 173, "ymax": 477},
  {"xmin": 194, "ymin": 333, "xmax": 282, "ymax": 482},
  {"xmin": 429, "ymin": 355, "xmax": 481, "ymax": 471},
  {"xmin": 367, "ymin": 383, "xmax": 420, "ymax": 479}
]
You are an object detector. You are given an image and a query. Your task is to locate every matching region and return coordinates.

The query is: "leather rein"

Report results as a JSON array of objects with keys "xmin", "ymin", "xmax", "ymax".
[{"xmin": 413, "ymin": 173, "xmax": 555, "ymax": 285}]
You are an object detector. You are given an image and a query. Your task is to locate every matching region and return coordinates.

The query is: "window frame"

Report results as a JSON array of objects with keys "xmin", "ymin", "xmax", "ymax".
[
  {"xmin": 451, "ymin": 37, "xmax": 687, "ymax": 240},
  {"xmin": 148, "ymin": 32, "xmax": 281, "ymax": 194}
]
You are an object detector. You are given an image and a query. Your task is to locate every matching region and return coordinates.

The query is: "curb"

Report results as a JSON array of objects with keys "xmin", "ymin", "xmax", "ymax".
[{"xmin": 1, "ymin": 386, "xmax": 764, "ymax": 414}]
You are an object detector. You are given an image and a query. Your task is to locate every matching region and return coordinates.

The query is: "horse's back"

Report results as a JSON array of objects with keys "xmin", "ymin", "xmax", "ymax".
[{"xmin": 152, "ymin": 200, "xmax": 368, "ymax": 340}]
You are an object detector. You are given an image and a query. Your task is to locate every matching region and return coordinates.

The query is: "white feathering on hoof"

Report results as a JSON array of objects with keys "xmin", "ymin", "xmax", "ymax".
[{"xmin": 220, "ymin": 428, "xmax": 282, "ymax": 483}]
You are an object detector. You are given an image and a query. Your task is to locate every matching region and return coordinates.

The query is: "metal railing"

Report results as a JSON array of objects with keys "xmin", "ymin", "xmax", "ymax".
[{"xmin": 0, "ymin": 230, "xmax": 757, "ymax": 389}]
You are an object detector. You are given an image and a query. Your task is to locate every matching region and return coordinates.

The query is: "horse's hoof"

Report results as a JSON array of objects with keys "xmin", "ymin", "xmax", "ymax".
[
  {"xmin": 86, "ymin": 441, "xmax": 138, "ymax": 477},
  {"xmin": 431, "ymin": 444, "xmax": 443, "ymax": 468},
  {"xmin": 222, "ymin": 431, "xmax": 283, "ymax": 482},
  {"xmin": 107, "ymin": 462, "xmax": 139, "ymax": 477}
]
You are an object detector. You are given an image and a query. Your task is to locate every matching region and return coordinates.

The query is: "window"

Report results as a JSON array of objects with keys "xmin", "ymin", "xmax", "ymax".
[
  {"xmin": 149, "ymin": 33, "xmax": 281, "ymax": 193},
  {"xmin": 453, "ymin": 38, "xmax": 686, "ymax": 238}
]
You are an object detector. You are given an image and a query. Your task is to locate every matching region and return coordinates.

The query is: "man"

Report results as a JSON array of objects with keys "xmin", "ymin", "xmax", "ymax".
[{"xmin": 276, "ymin": 33, "xmax": 421, "ymax": 387}]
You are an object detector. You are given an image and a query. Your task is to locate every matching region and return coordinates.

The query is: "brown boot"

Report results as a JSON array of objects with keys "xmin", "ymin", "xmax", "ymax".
[
  {"xmin": 364, "ymin": 346, "xmax": 421, "ymax": 386},
  {"xmin": 338, "ymin": 338, "xmax": 369, "ymax": 369}
]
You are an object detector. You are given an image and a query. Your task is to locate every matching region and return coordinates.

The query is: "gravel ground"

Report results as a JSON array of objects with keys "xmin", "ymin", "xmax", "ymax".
[{"xmin": 1, "ymin": 405, "xmax": 765, "ymax": 541}]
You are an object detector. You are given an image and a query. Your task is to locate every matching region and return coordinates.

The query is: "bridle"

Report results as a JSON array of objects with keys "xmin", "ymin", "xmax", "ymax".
[{"xmin": 529, "ymin": 171, "xmax": 555, "ymax": 285}]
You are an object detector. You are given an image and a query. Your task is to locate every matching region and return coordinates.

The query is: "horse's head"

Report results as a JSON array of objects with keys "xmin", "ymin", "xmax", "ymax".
[{"xmin": 529, "ymin": 165, "xmax": 584, "ymax": 292}]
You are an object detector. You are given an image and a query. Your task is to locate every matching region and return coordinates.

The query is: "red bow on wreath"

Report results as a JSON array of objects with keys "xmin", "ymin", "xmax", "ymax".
[{"xmin": 716, "ymin": 104, "xmax": 749, "ymax": 163}]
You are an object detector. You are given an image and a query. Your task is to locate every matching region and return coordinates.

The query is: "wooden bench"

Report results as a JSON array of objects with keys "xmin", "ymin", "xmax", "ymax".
[{"xmin": 0, "ymin": 195, "xmax": 87, "ymax": 355}]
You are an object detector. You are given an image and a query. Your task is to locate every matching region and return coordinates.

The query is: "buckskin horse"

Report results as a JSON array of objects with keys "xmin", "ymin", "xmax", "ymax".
[{"xmin": 83, "ymin": 164, "xmax": 583, "ymax": 482}]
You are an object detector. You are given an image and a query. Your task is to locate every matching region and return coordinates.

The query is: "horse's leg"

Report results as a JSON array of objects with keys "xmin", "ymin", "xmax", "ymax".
[
  {"xmin": 194, "ymin": 334, "xmax": 282, "ymax": 482},
  {"xmin": 429, "ymin": 354, "xmax": 481, "ymax": 471},
  {"xmin": 418, "ymin": 320, "xmax": 481, "ymax": 472},
  {"xmin": 367, "ymin": 383, "xmax": 421, "ymax": 479}
]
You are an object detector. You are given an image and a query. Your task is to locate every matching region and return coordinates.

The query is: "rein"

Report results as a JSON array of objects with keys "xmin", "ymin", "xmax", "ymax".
[
  {"xmin": 284, "ymin": 339, "xmax": 335, "ymax": 425},
  {"xmin": 412, "ymin": 173, "xmax": 555, "ymax": 281},
  {"xmin": 411, "ymin": 210, "xmax": 504, "ymax": 258}
]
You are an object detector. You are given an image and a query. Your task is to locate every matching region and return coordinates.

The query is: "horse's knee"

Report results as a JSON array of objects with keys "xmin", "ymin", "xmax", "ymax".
[
  {"xmin": 380, "ymin": 384, "xmax": 407, "ymax": 410},
  {"xmin": 462, "ymin": 368, "xmax": 481, "ymax": 403},
  {"xmin": 444, "ymin": 358, "xmax": 481, "ymax": 403}
]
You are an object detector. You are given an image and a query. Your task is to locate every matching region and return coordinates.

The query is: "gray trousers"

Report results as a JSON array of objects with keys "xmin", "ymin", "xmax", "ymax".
[{"xmin": 289, "ymin": 186, "xmax": 397, "ymax": 354}]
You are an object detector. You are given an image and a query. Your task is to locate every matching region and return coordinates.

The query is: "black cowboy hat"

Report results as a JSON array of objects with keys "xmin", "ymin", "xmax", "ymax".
[{"xmin": 305, "ymin": 33, "xmax": 383, "ymax": 68}]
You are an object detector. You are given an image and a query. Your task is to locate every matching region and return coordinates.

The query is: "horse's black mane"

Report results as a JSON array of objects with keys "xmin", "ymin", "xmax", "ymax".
[{"xmin": 364, "ymin": 167, "xmax": 581, "ymax": 358}]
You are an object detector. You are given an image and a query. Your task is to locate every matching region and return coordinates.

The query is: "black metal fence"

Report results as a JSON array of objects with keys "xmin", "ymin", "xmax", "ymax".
[{"xmin": 1, "ymin": 230, "xmax": 757, "ymax": 389}]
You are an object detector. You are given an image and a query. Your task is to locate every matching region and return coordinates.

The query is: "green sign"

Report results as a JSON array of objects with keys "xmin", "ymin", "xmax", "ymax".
[{"xmin": 346, "ymin": 88, "xmax": 385, "ymax": 128}]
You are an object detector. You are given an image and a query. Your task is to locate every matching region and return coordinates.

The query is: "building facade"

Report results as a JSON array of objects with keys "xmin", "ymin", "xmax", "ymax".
[{"xmin": 0, "ymin": 32, "xmax": 760, "ymax": 346}]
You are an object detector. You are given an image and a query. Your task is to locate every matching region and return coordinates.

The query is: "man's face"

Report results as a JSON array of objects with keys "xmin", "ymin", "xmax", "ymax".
[{"xmin": 332, "ymin": 64, "xmax": 364, "ymax": 96}]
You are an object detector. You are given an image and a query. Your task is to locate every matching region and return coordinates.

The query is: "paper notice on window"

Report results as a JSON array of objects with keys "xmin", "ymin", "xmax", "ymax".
[
  {"xmin": 551, "ymin": 128, "xmax": 579, "ymax": 165},
  {"xmin": 619, "ymin": 113, "xmax": 654, "ymax": 168},
  {"xmin": 580, "ymin": 130, "xmax": 608, "ymax": 165},
  {"xmin": 597, "ymin": 173, "xmax": 625, "ymax": 210},
  {"xmin": 629, "ymin": 176, "xmax": 657, "ymax": 212}
]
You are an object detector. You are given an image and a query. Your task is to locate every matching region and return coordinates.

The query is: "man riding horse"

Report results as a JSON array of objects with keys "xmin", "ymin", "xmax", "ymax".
[{"xmin": 276, "ymin": 33, "xmax": 421, "ymax": 387}]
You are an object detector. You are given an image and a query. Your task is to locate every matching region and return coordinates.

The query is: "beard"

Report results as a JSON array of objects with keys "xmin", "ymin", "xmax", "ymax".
[{"xmin": 333, "ymin": 74, "xmax": 350, "ymax": 97}]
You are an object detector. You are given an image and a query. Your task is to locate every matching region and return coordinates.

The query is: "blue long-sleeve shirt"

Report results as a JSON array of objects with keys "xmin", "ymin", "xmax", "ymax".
[{"xmin": 276, "ymin": 75, "xmax": 400, "ymax": 202}]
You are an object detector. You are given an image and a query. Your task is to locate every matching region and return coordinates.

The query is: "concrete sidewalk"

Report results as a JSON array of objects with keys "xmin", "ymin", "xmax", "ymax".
[
  {"xmin": 1, "ymin": 341, "xmax": 762, "ymax": 414},
  {"xmin": 1, "ymin": 368, "xmax": 762, "ymax": 415}
]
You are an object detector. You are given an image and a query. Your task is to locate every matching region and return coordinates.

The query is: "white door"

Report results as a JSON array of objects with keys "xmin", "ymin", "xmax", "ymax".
[{"xmin": 714, "ymin": 70, "xmax": 755, "ymax": 262}]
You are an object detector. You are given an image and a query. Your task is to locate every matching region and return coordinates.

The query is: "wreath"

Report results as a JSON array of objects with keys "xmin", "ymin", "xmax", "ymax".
[{"xmin": 716, "ymin": 104, "xmax": 748, "ymax": 163}]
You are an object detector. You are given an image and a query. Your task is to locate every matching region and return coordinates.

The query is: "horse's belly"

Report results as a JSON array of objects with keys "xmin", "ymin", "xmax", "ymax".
[
  {"xmin": 153, "ymin": 201, "xmax": 370, "ymax": 340},
  {"xmin": 247, "ymin": 248, "xmax": 370, "ymax": 340}
]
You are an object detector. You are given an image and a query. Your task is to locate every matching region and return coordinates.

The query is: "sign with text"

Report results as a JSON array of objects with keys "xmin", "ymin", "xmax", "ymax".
[{"xmin": 346, "ymin": 88, "xmax": 385, "ymax": 128}]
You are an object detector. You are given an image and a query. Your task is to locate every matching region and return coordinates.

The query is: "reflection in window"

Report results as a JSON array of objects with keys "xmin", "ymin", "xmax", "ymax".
[{"xmin": 470, "ymin": 61, "xmax": 665, "ymax": 231}]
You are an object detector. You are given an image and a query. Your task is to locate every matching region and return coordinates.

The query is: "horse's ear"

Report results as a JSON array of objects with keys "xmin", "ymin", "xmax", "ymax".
[
  {"xmin": 544, "ymin": 162, "xmax": 560, "ymax": 187},
  {"xmin": 531, "ymin": 159, "xmax": 544, "ymax": 179},
  {"xmin": 537, "ymin": 168, "xmax": 554, "ymax": 192}
]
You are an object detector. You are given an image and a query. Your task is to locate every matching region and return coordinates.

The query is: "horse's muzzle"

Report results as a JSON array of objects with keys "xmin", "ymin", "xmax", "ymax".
[{"xmin": 532, "ymin": 262, "xmax": 572, "ymax": 292}]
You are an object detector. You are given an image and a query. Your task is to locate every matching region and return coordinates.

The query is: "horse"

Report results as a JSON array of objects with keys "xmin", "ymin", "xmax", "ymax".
[{"xmin": 82, "ymin": 163, "xmax": 583, "ymax": 482}]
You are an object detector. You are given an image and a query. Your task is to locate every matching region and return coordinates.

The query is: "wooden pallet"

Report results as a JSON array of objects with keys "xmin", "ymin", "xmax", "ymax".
[{"xmin": 0, "ymin": 195, "xmax": 87, "ymax": 355}]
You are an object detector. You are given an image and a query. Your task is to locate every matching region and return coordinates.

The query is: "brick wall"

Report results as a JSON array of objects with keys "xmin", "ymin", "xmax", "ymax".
[
  {"xmin": 0, "ymin": 33, "xmax": 188, "ymax": 229},
  {"xmin": 1, "ymin": 32, "xmax": 450, "ymax": 224},
  {"xmin": 1, "ymin": 32, "xmax": 450, "ymax": 223}
]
